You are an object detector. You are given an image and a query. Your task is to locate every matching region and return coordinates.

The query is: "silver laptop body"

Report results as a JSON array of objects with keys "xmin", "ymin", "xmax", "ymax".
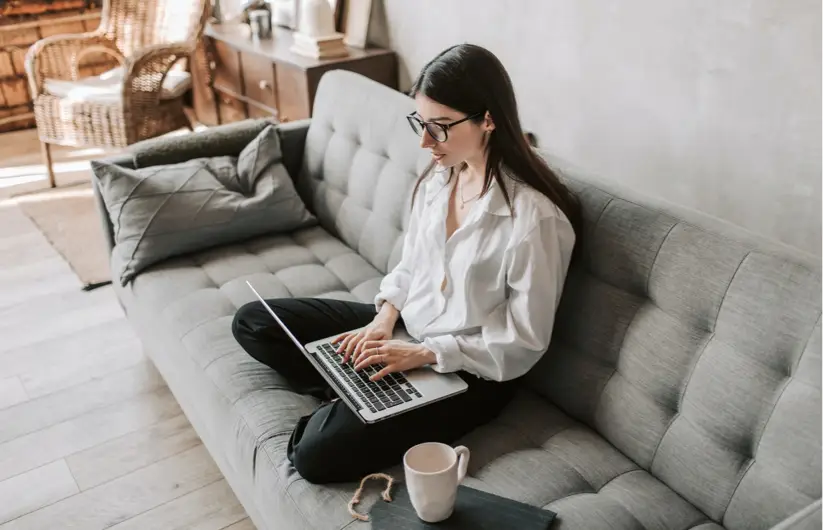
[{"xmin": 246, "ymin": 281, "xmax": 468, "ymax": 424}]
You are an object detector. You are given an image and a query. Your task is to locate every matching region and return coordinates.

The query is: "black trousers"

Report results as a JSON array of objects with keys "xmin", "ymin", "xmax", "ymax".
[{"xmin": 231, "ymin": 297, "xmax": 518, "ymax": 484}]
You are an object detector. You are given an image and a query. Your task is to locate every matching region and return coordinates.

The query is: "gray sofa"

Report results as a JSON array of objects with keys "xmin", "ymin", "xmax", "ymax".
[{"xmin": 93, "ymin": 70, "xmax": 821, "ymax": 530}]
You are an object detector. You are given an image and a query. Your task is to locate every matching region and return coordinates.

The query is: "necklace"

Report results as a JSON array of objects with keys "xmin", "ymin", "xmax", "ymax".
[{"xmin": 458, "ymin": 176, "xmax": 482, "ymax": 210}]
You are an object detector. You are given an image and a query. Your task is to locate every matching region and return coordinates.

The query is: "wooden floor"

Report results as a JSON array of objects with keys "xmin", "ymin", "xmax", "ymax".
[{"xmin": 0, "ymin": 129, "xmax": 254, "ymax": 529}]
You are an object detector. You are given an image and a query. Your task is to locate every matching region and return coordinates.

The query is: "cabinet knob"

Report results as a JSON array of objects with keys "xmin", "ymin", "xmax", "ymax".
[
  {"xmin": 209, "ymin": 60, "xmax": 217, "ymax": 70},
  {"xmin": 258, "ymin": 80, "xmax": 271, "ymax": 90}
]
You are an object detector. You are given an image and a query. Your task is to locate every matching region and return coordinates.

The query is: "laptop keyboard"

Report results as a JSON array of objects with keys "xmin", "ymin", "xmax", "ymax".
[{"xmin": 317, "ymin": 343, "xmax": 423, "ymax": 413}]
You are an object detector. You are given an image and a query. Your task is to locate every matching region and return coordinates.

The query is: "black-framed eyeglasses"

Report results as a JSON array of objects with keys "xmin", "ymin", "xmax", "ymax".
[{"xmin": 406, "ymin": 111, "xmax": 484, "ymax": 143}]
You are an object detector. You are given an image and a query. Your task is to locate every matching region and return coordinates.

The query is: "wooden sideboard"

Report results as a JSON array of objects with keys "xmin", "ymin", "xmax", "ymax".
[{"xmin": 191, "ymin": 24, "xmax": 398, "ymax": 126}]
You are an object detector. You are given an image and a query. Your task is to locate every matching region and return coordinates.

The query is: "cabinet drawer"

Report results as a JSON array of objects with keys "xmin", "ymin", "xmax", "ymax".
[
  {"xmin": 216, "ymin": 90, "xmax": 247, "ymax": 124},
  {"xmin": 212, "ymin": 39, "xmax": 243, "ymax": 94},
  {"xmin": 241, "ymin": 52, "xmax": 277, "ymax": 113}
]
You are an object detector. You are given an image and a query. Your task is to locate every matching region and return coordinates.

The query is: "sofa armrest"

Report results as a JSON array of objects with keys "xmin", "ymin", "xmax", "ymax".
[
  {"xmin": 91, "ymin": 153, "xmax": 134, "ymax": 257},
  {"xmin": 770, "ymin": 499, "xmax": 822, "ymax": 530},
  {"xmin": 130, "ymin": 118, "xmax": 311, "ymax": 176}
]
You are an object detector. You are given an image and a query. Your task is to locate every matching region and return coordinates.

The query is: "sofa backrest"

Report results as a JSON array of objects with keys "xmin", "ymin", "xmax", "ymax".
[
  {"xmin": 295, "ymin": 70, "xmax": 428, "ymax": 276},
  {"xmin": 302, "ymin": 71, "xmax": 821, "ymax": 530},
  {"xmin": 528, "ymin": 158, "xmax": 821, "ymax": 530}
]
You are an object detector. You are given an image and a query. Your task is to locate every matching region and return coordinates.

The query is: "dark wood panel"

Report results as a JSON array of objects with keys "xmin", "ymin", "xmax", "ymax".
[
  {"xmin": 2, "ymin": 78, "xmax": 29, "ymax": 106},
  {"xmin": 0, "ymin": 52, "xmax": 13, "ymax": 79},
  {"xmin": 306, "ymin": 53, "xmax": 397, "ymax": 112},
  {"xmin": 191, "ymin": 69, "xmax": 218, "ymax": 126},
  {"xmin": 274, "ymin": 65, "xmax": 309, "ymax": 122},
  {"xmin": 211, "ymin": 39, "xmax": 243, "ymax": 95},
  {"xmin": 38, "ymin": 19, "xmax": 85, "ymax": 38},
  {"xmin": 9, "ymin": 48, "xmax": 26, "ymax": 75},
  {"xmin": 189, "ymin": 41, "xmax": 219, "ymax": 126},
  {"xmin": 216, "ymin": 89, "xmax": 247, "ymax": 124},
  {"xmin": 1, "ymin": 1, "xmax": 88, "ymax": 16}
]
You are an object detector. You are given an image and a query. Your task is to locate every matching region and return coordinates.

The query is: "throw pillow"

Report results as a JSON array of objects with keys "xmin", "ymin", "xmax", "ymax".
[{"xmin": 91, "ymin": 125, "xmax": 316, "ymax": 286}]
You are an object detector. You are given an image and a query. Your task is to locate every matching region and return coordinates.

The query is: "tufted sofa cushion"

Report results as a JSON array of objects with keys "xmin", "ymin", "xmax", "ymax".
[{"xmin": 294, "ymin": 70, "xmax": 428, "ymax": 276}]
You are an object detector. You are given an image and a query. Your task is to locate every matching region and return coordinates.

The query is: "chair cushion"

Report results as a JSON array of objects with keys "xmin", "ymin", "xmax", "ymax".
[
  {"xmin": 44, "ymin": 66, "xmax": 191, "ymax": 102},
  {"xmin": 94, "ymin": 125, "xmax": 316, "ymax": 285}
]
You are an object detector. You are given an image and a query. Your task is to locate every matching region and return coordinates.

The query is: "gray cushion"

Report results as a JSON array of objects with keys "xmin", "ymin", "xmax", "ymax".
[
  {"xmin": 113, "ymin": 228, "xmax": 722, "ymax": 529},
  {"xmin": 93, "ymin": 125, "xmax": 316, "ymax": 285}
]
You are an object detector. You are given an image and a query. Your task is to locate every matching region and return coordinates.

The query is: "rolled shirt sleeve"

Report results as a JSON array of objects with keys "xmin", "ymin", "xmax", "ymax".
[{"xmin": 423, "ymin": 215, "xmax": 572, "ymax": 381}]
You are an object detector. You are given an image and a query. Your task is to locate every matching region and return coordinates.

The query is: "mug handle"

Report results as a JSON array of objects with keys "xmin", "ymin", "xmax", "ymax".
[{"xmin": 454, "ymin": 445, "xmax": 470, "ymax": 483}]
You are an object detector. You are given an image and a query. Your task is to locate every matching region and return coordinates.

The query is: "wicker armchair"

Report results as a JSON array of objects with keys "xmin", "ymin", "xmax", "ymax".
[{"xmin": 25, "ymin": 0, "xmax": 211, "ymax": 187}]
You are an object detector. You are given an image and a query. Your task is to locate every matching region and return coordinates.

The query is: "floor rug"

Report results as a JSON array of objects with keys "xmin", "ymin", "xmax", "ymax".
[{"xmin": 16, "ymin": 183, "xmax": 112, "ymax": 290}]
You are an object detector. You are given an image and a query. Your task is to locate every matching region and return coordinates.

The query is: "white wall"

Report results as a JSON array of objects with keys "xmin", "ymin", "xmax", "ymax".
[{"xmin": 368, "ymin": 0, "xmax": 821, "ymax": 255}]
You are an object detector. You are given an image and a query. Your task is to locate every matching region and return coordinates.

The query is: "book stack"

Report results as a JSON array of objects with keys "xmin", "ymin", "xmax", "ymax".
[{"xmin": 290, "ymin": 31, "xmax": 349, "ymax": 59}]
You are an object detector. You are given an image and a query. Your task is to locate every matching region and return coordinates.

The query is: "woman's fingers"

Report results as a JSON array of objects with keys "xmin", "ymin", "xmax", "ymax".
[
  {"xmin": 370, "ymin": 362, "xmax": 400, "ymax": 381},
  {"xmin": 360, "ymin": 340, "xmax": 385, "ymax": 353},
  {"xmin": 354, "ymin": 347, "xmax": 390, "ymax": 371},
  {"xmin": 351, "ymin": 335, "xmax": 371, "ymax": 365},
  {"xmin": 352, "ymin": 332, "xmax": 375, "ymax": 364},
  {"xmin": 340, "ymin": 332, "xmax": 362, "ymax": 363},
  {"xmin": 354, "ymin": 353, "xmax": 396, "ymax": 371},
  {"xmin": 353, "ymin": 340, "xmax": 388, "ymax": 368},
  {"xmin": 352, "ymin": 343, "xmax": 382, "ymax": 370},
  {"xmin": 335, "ymin": 333, "xmax": 352, "ymax": 353}
]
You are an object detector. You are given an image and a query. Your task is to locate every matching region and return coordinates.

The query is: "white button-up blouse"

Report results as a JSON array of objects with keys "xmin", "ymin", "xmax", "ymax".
[{"xmin": 374, "ymin": 167, "xmax": 576, "ymax": 382}]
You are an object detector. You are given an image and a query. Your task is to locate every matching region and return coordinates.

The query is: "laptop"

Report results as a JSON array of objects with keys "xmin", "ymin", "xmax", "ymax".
[{"xmin": 246, "ymin": 281, "xmax": 468, "ymax": 424}]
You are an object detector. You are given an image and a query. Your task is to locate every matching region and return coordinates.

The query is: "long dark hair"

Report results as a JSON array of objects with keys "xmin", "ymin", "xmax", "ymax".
[{"xmin": 409, "ymin": 44, "xmax": 581, "ymax": 239}]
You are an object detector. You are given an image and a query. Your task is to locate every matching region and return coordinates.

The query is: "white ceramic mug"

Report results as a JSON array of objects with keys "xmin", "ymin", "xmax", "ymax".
[{"xmin": 403, "ymin": 442, "xmax": 470, "ymax": 523}]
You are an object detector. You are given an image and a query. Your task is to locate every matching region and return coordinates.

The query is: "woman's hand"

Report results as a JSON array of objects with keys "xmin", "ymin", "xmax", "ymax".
[
  {"xmin": 333, "ymin": 315, "xmax": 395, "ymax": 365},
  {"xmin": 352, "ymin": 340, "xmax": 437, "ymax": 381}
]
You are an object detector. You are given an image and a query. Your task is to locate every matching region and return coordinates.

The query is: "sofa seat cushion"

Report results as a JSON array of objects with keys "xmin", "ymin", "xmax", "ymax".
[
  {"xmin": 118, "ymin": 224, "xmax": 383, "ymax": 313},
  {"xmin": 452, "ymin": 391, "xmax": 723, "ymax": 530},
  {"xmin": 116, "ymin": 224, "xmax": 723, "ymax": 530},
  {"xmin": 282, "ymin": 390, "xmax": 724, "ymax": 529}
]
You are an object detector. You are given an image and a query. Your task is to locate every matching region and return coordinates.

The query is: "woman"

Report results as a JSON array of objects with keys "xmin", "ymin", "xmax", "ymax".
[{"xmin": 232, "ymin": 43, "xmax": 580, "ymax": 485}]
